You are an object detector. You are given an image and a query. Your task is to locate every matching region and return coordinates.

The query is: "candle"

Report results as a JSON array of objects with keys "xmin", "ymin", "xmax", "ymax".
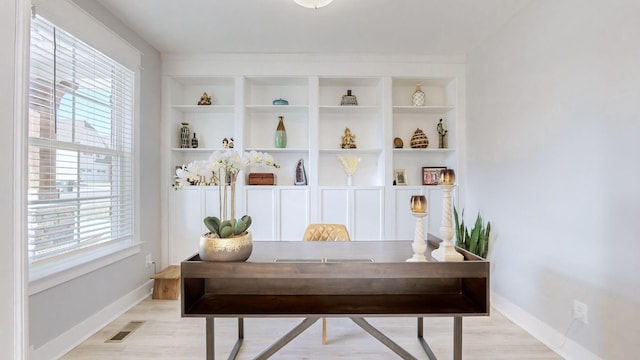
[
  {"xmin": 410, "ymin": 195, "xmax": 427, "ymax": 213},
  {"xmin": 439, "ymin": 169, "xmax": 456, "ymax": 185}
]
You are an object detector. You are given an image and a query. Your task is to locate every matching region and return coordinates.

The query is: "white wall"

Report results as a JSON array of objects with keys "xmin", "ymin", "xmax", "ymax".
[
  {"xmin": 466, "ymin": 0, "xmax": 640, "ymax": 359},
  {"xmin": 26, "ymin": 1, "xmax": 163, "ymax": 356}
]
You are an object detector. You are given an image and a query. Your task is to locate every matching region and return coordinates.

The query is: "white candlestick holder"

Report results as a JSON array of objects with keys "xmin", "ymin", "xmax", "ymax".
[
  {"xmin": 406, "ymin": 211, "xmax": 429, "ymax": 262},
  {"xmin": 431, "ymin": 184, "xmax": 464, "ymax": 262}
]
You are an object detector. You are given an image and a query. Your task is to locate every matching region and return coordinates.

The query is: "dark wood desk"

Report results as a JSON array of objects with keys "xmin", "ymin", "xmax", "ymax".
[{"xmin": 182, "ymin": 238, "xmax": 489, "ymax": 359}]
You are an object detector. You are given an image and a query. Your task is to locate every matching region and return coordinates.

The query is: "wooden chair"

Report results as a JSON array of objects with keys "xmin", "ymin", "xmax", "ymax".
[{"xmin": 302, "ymin": 224, "xmax": 350, "ymax": 344}]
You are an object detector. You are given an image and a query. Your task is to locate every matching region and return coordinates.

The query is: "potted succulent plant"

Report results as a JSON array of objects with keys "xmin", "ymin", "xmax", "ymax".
[
  {"xmin": 174, "ymin": 150, "xmax": 279, "ymax": 261},
  {"xmin": 453, "ymin": 207, "xmax": 491, "ymax": 259}
]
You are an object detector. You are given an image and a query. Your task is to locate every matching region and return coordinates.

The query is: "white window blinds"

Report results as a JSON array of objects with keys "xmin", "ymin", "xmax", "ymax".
[{"xmin": 28, "ymin": 15, "xmax": 135, "ymax": 262}]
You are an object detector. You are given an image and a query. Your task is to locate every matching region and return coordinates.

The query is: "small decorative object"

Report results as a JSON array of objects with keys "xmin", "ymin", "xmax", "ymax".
[
  {"xmin": 273, "ymin": 98, "xmax": 289, "ymax": 105},
  {"xmin": 295, "ymin": 158, "xmax": 308, "ymax": 185},
  {"xmin": 180, "ymin": 122, "xmax": 190, "ymax": 148},
  {"xmin": 222, "ymin": 138, "xmax": 229, "ymax": 148},
  {"xmin": 338, "ymin": 155, "xmax": 360, "ymax": 186},
  {"xmin": 340, "ymin": 89, "xmax": 358, "ymax": 106},
  {"xmin": 199, "ymin": 228, "xmax": 253, "ymax": 262},
  {"xmin": 410, "ymin": 195, "xmax": 427, "ymax": 213},
  {"xmin": 394, "ymin": 169, "xmax": 407, "ymax": 186},
  {"xmin": 275, "ymin": 116, "xmax": 287, "ymax": 148},
  {"xmin": 197, "ymin": 92, "xmax": 212, "ymax": 105},
  {"xmin": 410, "ymin": 128, "xmax": 429, "ymax": 148},
  {"xmin": 174, "ymin": 150, "xmax": 280, "ymax": 261},
  {"xmin": 439, "ymin": 168, "xmax": 456, "ymax": 185},
  {"xmin": 422, "ymin": 166, "xmax": 446, "ymax": 186},
  {"xmin": 340, "ymin": 127, "xmax": 357, "ymax": 149},
  {"xmin": 437, "ymin": 119, "xmax": 448, "ymax": 149},
  {"xmin": 191, "ymin": 133, "xmax": 199, "ymax": 148},
  {"xmin": 431, "ymin": 169, "xmax": 464, "ymax": 262},
  {"xmin": 248, "ymin": 173, "xmax": 276, "ymax": 185},
  {"xmin": 407, "ymin": 195, "xmax": 429, "ymax": 262},
  {"xmin": 228, "ymin": 137, "xmax": 234, "ymax": 148},
  {"xmin": 412, "ymin": 83, "xmax": 425, "ymax": 106},
  {"xmin": 393, "ymin": 137, "xmax": 404, "ymax": 148}
]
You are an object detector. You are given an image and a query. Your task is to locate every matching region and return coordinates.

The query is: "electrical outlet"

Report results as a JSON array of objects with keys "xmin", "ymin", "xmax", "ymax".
[
  {"xmin": 573, "ymin": 299, "xmax": 588, "ymax": 324},
  {"xmin": 145, "ymin": 254, "xmax": 152, "ymax": 268}
]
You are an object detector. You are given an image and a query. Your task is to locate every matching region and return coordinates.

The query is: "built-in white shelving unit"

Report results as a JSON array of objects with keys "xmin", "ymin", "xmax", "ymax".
[{"xmin": 161, "ymin": 60, "xmax": 464, "ymax": 264}]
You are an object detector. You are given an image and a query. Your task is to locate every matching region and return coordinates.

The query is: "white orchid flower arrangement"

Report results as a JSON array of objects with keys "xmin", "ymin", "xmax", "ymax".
[{"xmin": 173, "ymin": 150, "xmax": 279, "ymax": 238}]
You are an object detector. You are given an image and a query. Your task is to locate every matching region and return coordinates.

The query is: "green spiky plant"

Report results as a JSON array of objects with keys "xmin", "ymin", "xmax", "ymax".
[
  {"xmin": 204, "ymin": 215, "xmax": 252, "ymax": 239},
  {"xmin": 453, "ymin": 207, "xmax": 491, "ymax": 259}
]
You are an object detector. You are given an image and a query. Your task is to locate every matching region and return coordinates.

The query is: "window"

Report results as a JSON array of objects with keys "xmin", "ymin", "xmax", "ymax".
[{"xmin": 27, "ymin": 15, "xmax": 135, "ymax": 272}]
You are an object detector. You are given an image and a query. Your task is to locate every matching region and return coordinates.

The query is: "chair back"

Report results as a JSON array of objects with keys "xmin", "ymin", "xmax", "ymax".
[{"xmin": 302, "ymin": 224, "xmax": 350, "ymax": 241}]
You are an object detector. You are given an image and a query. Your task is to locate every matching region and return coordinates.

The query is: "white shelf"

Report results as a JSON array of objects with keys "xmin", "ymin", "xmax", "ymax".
[
  {"xmin": 392, "ymin": 105, "xmax": 454, "ymax": 114},
  {"xmin": 320, "ymin": 148, "xmax": 382, "ymax": 154},
  {"xmin": 392, "ymin": 148, "xmax": 454, "ymax": 154},
  {"xmin": 244, "ymin": 147, "xmax": 309, "ymax": 153},
  {"xmin": 245, "ymin": 105, "xmax": 308, "ymax": 113},
  {"xmin": 320, "ymin": 105, "xmax": 380, "ymax": 114},
  {"xmin": 171, "ymin": 147, "xmax": 219, "ymax": 152},
  {"xmin": 171, "ymin": 105, "xmax": 234, "ymax": 113}
]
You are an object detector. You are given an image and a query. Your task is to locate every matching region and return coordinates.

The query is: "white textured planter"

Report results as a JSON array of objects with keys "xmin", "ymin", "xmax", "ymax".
[{"xmin": 199, "ymin": 231, "xmax": 253, "ymax": 262}]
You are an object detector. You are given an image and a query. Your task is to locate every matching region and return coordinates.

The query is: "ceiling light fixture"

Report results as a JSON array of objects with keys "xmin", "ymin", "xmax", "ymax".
[{"xmin": 294, "ymin": 0, "xmax": 334, "ymax": 9}]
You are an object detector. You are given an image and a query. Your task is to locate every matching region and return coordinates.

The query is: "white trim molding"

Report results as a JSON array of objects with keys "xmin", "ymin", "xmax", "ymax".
[
  {"xmin": 492, "ymin": 292, "xmax": 603, "ymax": 360},
  {"xmin": 29, "ymin": 280, "xmax": 153, "ymax": 360}
]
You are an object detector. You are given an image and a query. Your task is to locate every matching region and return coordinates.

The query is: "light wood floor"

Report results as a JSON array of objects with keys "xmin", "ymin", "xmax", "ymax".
[{"xmin": 62, "ymin": 297, "xmax": 563, "ymax": 359}]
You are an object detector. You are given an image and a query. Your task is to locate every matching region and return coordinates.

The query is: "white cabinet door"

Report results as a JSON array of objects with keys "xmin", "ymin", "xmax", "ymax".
[
  {"xmin": 168, "ymin": 187, "xmax": 203, "ymax": 264},
  {"xmin": 427, "ymin": 187, "xmax": 444, "ymax": 238},
  {"xmin": 244, "ymin": 187, "xmax": 276, "ymax": 241},
  {"xmin": 279, "ymin": 187, "xmax": 310, "ymax": 241},
  {"xmin": 319, "ymin": 188, "xmax": 349, "ymax": 225},
  {"xmin": 245, "ymin": 186, "xmax": 310, "ymax": 241},
  {"xmin": 319, "ymin": 187, "xmax": 384, "ymax": 240},
  {"xmin": 353, "ymin": 188, "xmax": 384, "ymax": 240}
]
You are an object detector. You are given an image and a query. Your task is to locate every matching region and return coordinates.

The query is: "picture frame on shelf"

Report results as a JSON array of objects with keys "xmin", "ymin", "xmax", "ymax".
[
  {"xmin": 394, "ymin": 169, "xmax": 408, "ymax": 186},
  {"xmin": 422, "ymin": 166, "xmax": 446, "ymax": 186}
]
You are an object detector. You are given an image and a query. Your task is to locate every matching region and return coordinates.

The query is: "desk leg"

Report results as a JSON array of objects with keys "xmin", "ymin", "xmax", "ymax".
[
  {"xmin": 254, "ymin": 317, "xmax": 319, "ymax": 360},
  {"xmin": 453, "ymin": 317, "xmax": 462, "ymax": 360},
  {"xmin": 227, "ymin": 318, "xmax": 244, "ymax": 360},
  {"xmin": 351, "ymin": 317, "xmax": 417, "ymax": 360},
  {"xmin": 206, "ymin": 317, "xmax": 215, "ymax": 360},
  {"xmin": 416, "ymin": 317, "xmax": 437, "ymax": 360}
]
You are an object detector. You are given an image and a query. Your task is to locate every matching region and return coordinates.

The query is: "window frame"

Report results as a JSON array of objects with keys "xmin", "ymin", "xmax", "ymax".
[{"xmin": 27, "ymin": 1, "xmax": 141, "ymax": 294}]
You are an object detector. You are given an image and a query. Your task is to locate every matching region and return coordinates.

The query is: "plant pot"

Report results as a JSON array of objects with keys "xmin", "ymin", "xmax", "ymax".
[{"xmin": 199, "ymin": 231, "xmax": 253, "ymax": 262}]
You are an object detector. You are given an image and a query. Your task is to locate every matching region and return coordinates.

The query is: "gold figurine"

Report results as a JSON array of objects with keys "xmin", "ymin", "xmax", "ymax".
[
  {"xmin": 197, "ymin": 92, "xmax": 212, "ymax": 105},
  {"xmin": 340, "ymin": 127, "xmax": 357, "ymax": 149}
]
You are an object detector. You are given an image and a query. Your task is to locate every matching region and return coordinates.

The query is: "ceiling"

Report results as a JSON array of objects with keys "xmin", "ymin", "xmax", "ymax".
[{"xmin": 96, "ymin": 0, "xmax": 530, "ymax": 56}]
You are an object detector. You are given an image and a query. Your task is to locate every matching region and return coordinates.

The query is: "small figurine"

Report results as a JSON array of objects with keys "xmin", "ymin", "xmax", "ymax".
[
  {"xmin": 340, "ymin": 127, "xmax": 357, "ymax": 149},
  {"xmin": 197, "ymin": 92, "xmax": 212, "ymax": 105},
  {"xmin": 222, "ymin": 138, "xmax": 229, "ymax": 148},
  {"xmin": 437, "ymin": 119, "xmax": 448, "ymax": 149},
  {"xmin": 228, "ymin": 137, "xmax": 234, "ymax": 148}
]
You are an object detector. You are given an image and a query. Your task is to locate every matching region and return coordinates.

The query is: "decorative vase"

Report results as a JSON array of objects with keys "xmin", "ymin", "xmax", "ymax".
[
  {"xmin": 412, "ymin": 84, "xmax": 425, "ymax": 106},
  {"xmin": 191, "ymin": 133, "xmax": 199, "ymax": 148},
  {"xmin": 180, "ymin": 122, "xmax": 190, "ymax": 148},
  {"xmin": 275, "ymin": 116, "xmax": 287, "ymax": 148},
  {"xmin": 199, "ymin": 231, "xmax": 253, "ymax": 262},
  {"xmin": 340, "ymin": 89, "xmax": 358, "ymax": 106},
  {"xmin": 347, "ymin": 174, "xmax": 353, "ymax": 186},
  {"xmin": 410, "ymin": 128, "xmax": 429, "ymax": 148}
]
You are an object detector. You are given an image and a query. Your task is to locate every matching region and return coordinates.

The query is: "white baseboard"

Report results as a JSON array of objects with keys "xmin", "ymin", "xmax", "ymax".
[
  {"xmin": 30, "ymin": 280, "xmax": 153, "ymax": 360},
  {"xmin": 492, "ymin": 292, "xmax": 602, "ymax": 360}
]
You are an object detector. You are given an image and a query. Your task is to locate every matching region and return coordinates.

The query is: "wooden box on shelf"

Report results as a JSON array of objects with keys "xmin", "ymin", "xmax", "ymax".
[{"xmin": 248, "ymin": 173, "xmax": 276, "ymax": 185}]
